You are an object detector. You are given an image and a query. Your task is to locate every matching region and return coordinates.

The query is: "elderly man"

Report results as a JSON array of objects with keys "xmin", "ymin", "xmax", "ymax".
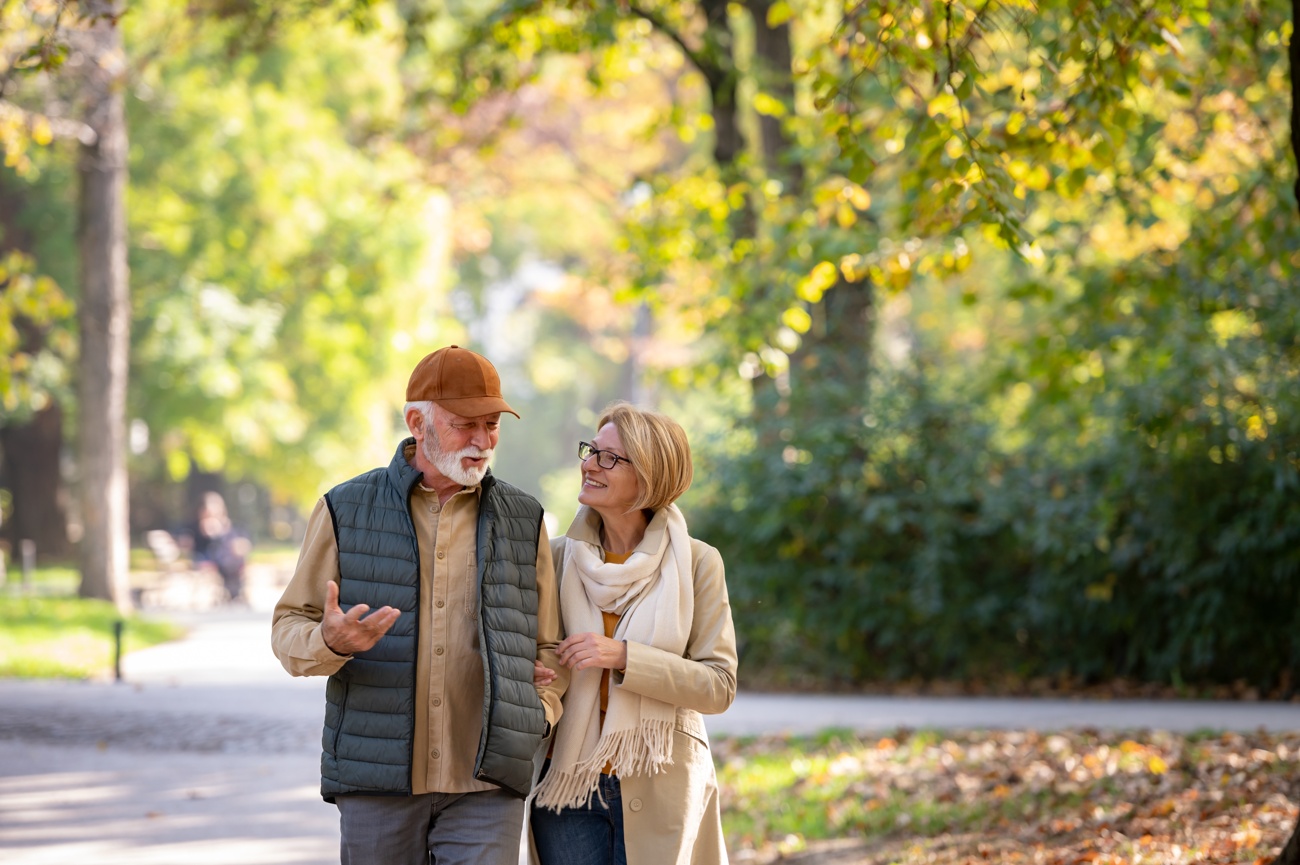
[{"xmin": 272, "ymin": 344, "xmax": 568, "ymax": 865}]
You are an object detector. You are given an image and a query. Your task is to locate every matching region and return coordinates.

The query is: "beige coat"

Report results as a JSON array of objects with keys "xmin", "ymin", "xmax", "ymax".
[{"xmin": 546, "ymin": 513, "xmax": 738, "ymax": 865}]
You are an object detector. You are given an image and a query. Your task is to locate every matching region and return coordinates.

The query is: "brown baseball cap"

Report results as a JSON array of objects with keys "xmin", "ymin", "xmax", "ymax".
[{"xmin": 405, "ymin": 345, "xmax": 520, "ymax": 418}]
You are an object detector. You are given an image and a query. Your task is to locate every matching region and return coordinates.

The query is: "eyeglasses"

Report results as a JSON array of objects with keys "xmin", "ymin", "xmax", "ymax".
[{"xmin": 578, "ymin": 441, "xmax": 633, "ymax": 470}]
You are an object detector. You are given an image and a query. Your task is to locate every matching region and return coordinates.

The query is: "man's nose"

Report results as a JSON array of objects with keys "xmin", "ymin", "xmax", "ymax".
[{"xmin": 469, "ymin": 425, "xmax": 492, "ymax": 448}]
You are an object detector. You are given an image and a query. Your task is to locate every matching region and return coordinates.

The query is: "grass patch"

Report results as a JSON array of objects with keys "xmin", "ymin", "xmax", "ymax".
[
  {"xmin": 0, "ymin": 595, "xmax": 183, "ymax": 679},
  {"xmin": 715, "ymin": 728, "xmax": 1298, "ymax": 864},
  {"xmin": 247, "ymin": 542, "xmax": 303, "ymax": 567},
  {"xmin": 1, "ymin": 564, "xmax": 79, "ymax": 594}
]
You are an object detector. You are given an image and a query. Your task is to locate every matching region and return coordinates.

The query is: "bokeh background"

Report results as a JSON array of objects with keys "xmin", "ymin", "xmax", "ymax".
[{"xmin": 2, "ymin": 0, "xmax": 1298, "ymax": 696}]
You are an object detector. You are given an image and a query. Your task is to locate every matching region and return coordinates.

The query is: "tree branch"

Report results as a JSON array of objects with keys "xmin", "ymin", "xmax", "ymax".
[
  {"xmin": 0, "ymin": 0, "xmax": 71, "ymax": 96},
  {"xmin": 626, "ymin": 1, "xmax": 725, "ymax": 88}
]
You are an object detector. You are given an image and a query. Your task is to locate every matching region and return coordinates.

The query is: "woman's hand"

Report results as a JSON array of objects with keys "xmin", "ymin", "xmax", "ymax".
[
  {"xmin": 533, "ymin": 659, "xmax": 558, "ymax": 687},
  {"xmin": 556, "ymin": 632, "xmax": 628, "ymax": 672}
]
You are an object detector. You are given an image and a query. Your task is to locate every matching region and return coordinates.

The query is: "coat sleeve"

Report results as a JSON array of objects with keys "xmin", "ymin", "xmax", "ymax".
[
  {"xmin": 613, "ymin": 540, "xmax": 738, "ymax": 715},
  {"xmin": 534, "ymin": 521, "xmax": 570, "ymax": 729}
]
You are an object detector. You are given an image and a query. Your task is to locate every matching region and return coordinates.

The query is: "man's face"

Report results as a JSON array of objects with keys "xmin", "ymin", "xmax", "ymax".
[{"xmin": 421, "ymin": 405, "xmax": 501, "ymax": 486}]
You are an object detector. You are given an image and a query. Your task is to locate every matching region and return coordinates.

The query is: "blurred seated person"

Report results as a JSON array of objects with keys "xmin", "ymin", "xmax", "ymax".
[{"xmin": 187, "ymin": 492, "xmax": 251, "ymax": 603}]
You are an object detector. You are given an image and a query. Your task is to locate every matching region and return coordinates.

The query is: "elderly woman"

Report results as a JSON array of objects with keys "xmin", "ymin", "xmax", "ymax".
[{"xmin": 530, "ymin": 401, "xmax": 738, "ymax": 865}]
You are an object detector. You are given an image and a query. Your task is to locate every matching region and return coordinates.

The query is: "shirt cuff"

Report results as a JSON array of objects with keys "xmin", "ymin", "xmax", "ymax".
[{"xmin": 310, "ymin": 626, "xmax": 352, "ymax": 664}]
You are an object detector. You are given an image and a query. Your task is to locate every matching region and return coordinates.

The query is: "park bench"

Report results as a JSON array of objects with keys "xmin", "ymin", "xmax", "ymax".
[{"xmin": 135, "ymin": 529, "xmax": 226, "ymax": 609}]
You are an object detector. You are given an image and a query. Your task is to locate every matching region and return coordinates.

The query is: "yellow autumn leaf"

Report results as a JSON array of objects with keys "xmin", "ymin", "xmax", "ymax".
[
  {"xmin": 753, "ymin": 92, "xmax": 787, "ymax": 117},
  {"xmin": 928, "ymin": 91, "xmax": 960, "ymax": 118},
  {"xmin": 796, "ymin": 261, "xmax": 839, "ymax": 303},
  {"xmin": 782, "ymin": 306, "xmax": 812, "ymax": 334},
  {"xmin": 766, "ymin": 0, "xmax": 793, "ymax": 26},
  {"xmin": 836, "ymin": 201, "xmax": 857, "ymax": 228},
  {"xmin": 843, "ymin": 184, "xmax": 871, "ymax": 210},
  {"xmin": 32, "ymin": 117, "xmax": 54, "ymax": 146},
  {"xmin": 1148, "ymin": 754, "xmax": 1168, "ymax": 775}
]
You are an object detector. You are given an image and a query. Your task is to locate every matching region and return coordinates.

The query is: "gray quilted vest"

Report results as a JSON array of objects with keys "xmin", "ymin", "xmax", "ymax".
[{"xmin": 319, "ymin": 438, "xmax": 546, "ymax": 801}]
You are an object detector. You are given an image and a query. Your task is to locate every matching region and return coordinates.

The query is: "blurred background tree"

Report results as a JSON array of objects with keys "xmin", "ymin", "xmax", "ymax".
[{"xmin": 1, "ymin": 0, "xmax": 1297, "ymax": 693}]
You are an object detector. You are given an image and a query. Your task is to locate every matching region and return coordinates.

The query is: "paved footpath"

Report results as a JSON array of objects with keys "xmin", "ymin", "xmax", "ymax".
[{"xmin": 3, "ymin": 596, "xmax": 1299, "ymax": 865}]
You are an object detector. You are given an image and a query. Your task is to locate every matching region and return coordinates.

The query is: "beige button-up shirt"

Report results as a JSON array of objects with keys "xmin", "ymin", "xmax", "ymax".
[{"xmin": 272, "ymin": 469, "xmax": 566, "ymax": 794}]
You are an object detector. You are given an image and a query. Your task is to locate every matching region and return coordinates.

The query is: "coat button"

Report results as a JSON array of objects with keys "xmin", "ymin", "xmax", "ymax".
[{"xmin": 629, "ymin": 798, "xmax": 643, "ymax": 812}]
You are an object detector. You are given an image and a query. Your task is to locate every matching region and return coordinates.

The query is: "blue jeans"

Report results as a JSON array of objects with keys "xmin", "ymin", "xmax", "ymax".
[{"xmin": 531, "ymin": 767, "xmax": 627, "ymax": 865}]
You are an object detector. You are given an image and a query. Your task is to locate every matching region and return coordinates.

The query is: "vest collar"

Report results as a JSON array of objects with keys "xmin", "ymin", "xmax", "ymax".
[{"xmin": 388, "ymin": 437, "xmax": 426, "ymax": 499}]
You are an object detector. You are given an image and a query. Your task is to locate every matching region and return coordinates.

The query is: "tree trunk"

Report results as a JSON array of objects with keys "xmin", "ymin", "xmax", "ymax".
[
  {"xmin": 76, "ymin": 0, "xmax": 132, "ymax": 613},
  {"xmin": 0, "ymin": 405, "xmax": 73, "ymax": 562},
  {"xmin": 1279, "ymin": 0, "xmax": 1300, "ymax": 850},
  {"xmin": 699, "ymin": 0, "xmax": 741, "ymax": 170},
  {"xmin": 0, "ymin": 175, "xmax": 73, "ymax": 564},
  {"xmin": 1291, "ymin": 0, "xmax": 1299, "ymax": 217},
  {"xmin": 747, "ymin": 0, "xmax": 803, "ymax": 193},
  {"xmin": 748, "ymin": 1, "xmax": 871, "ymax": 425},
  {"xmin": 795, "ymin": 280, "xmax": 873, "ymax": 421}
]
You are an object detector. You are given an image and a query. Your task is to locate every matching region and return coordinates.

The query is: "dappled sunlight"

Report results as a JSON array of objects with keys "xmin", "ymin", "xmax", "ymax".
[
  {"xmin": 717, "ymin": 729, "xmax": 1299, "ymax": 864},
  {"xmin": 4, "ymin": 837, "xmax": 336, "ymax": 865},
  {"xmin": 0, "ymin": 738, "xmax": 336, "ymax": 865}
]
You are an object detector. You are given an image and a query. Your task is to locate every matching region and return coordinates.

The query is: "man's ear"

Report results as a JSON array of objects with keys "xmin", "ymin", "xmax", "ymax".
[{"xmin": 405, "ymin": 407, "xmax": 425, "ymax": 438}]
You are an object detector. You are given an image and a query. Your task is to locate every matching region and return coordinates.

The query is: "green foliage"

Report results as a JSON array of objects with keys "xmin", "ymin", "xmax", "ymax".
[
  {"xmin": 119, "ymin": 0, "xmax": 455, "ymax": 505},
  {"xmin": 3, "ymin": 0, "xmax": 1297, "ymax": 691},
  {"xmin": 696, "ymin": 173, "xmax": 1300, "ymax": 689},
  {"xmin": 0, "ymin": 594, "xmax": 183, "ymax": 679},
  {"xmin": 0, "ymin": 250, "xmax": 74, "ymax": 419}
]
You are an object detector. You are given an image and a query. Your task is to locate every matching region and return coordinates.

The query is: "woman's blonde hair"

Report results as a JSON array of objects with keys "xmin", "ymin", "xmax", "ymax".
[{"xmin": 597, "ymin": 401, "xmax": 693, "ymax": 512}]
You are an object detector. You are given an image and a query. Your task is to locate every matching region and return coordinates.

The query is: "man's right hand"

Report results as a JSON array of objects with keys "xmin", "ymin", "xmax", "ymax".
[{"xmin": 320, "ymin": 579, "xmax": 401, "ymax": 656}]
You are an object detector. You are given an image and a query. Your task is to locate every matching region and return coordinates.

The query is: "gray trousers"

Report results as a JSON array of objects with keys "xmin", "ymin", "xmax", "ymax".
[{"xmin": 336, "ymin": 788, "xmax": 524, "ymax": 865}]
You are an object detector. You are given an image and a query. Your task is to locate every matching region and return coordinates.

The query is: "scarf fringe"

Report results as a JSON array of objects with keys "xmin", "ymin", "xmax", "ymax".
[{"xmin": 533, "ymin": 720, "xmax": 676, "ymax": 812}]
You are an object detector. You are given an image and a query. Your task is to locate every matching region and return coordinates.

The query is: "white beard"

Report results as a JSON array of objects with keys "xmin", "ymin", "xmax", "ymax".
[{"xmin": 424, "ymin": 432, "xmax": 492, "ymax": 487}]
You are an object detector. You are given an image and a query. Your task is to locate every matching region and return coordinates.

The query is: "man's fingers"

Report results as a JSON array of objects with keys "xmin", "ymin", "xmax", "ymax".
[
  {"xmin": 346, "ymin": 603, "xmax": 372, "ymax": 622},
  {"xmin": 324, "ymin": 579, "xmax": 341, "ymax": 613},
  {"xmin": 361, "ymin": 606, "xmax": 401, "ymax": 635}
]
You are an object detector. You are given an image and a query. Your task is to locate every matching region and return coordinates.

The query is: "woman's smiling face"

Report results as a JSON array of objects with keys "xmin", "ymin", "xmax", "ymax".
[{"xmin": 578, "ymin": 422, "xmax": 641, "ymax": 516}]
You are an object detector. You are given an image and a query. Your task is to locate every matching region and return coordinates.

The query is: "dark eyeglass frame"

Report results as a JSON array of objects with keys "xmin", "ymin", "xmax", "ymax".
[{"xmin": 578, "ymin": 441, "xmax": 633, "ymax": 470}]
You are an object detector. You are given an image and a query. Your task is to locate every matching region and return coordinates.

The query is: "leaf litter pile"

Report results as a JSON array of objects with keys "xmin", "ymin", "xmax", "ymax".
[{"xmin": 715, "ymin": 728, "xmax": 1298, "ymax": 864}]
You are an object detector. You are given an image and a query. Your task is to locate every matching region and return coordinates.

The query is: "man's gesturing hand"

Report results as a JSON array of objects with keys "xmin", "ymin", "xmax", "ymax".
[{"xmin": 320, "ymin": 579, "xmax": 401, "ymax": 656}]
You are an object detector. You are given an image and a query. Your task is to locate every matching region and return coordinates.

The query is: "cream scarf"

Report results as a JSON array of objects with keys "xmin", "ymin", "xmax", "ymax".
[{"xmin": 532, "ymin": 504, "xmax": 694, "ymax": 811}]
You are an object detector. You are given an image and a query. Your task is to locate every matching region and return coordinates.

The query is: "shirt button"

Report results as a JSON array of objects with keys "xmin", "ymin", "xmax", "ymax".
[
  {"xmin": 629, "ymin": 798, "xmax": 643, "ymax": 812},
  {"xmin": 429, "ymin": 504, "xmax": 436, "ymax": 513},
  {"xmin": 432, "ymin": 698, "xmax": 442, "ymax": 707},
  {"xmin": 436, "ymin": 549, "xmax": 445, "ymax": 559},
  {"xmin": 435, "ymin": 646, "xmax": 444, "ymax": 655},
  {"xmin": 435, "ymin": 599, "xmax": 444, "ymax": 608},
  {"xmin": 431, "ymin": 749, "xmax": 440, "ymax": 760}
]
